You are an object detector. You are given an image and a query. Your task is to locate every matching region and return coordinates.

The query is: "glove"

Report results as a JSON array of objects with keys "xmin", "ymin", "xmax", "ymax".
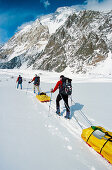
[{"xmin": 51, "ymin": 88, "xmax": 53, "ymax": 93}]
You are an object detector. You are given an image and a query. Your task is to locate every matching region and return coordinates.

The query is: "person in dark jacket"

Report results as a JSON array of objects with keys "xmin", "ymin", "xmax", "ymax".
[
  {"xmin": 16, "ymin": 75, "xmax": 22, "ymax": 89},
  {"xmin": 51, "ymin": 75, "xmax": 70, "ymax": 119},
  {"xmin": 29, "ymin": 74, "xmax": 40, "ymax": 94}
]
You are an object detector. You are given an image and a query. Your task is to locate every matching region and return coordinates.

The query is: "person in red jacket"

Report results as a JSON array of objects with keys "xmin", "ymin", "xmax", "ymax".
[
  {"xmin": 51, "ymin": 75, "xmax": 70, "ymax": 119},
  {"xmin": 16, "ymin": 75, "xmax": 22, "ymax": 89}
]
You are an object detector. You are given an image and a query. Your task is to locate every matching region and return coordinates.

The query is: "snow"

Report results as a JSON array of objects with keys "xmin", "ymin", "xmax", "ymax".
[
  {"xmin": 0, "ymin": 69, "xmax": 112, "ymax": 170},
  {"xmin": 40, "ymin": 6, "xmax": 76, "ymax": 35}
]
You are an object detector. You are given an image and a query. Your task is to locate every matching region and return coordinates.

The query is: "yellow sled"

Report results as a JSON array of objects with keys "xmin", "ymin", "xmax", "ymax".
[
  {"xmin": 81, "ymin": 126, "xmax": 112, "ymax": 164},
  {"xmin": 36, "ymin": 92, "xmax": 50, "ymax": 102}
]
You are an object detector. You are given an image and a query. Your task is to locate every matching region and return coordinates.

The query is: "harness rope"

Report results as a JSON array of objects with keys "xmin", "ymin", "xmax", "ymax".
[{"xmin": 70, "ymin": 96, "xmax": 93, "ymax": 127}]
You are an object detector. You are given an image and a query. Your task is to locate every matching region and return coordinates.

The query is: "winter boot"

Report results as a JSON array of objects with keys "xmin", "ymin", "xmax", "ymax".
[
  {"xmin": 56, "ymin": 108, "xmax": 61, "ymax": 116},
  {"xmin": 64, "ymin": 111, "xmax": 70, "ymax": 119}
]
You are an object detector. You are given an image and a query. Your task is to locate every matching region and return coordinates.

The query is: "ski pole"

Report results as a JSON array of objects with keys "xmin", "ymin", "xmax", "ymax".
[
  {"xmin": 48, "ymin": 92, "xmax": 52, "ymax": 116},
  {"xmin": 44, "ymin": 91, "xmax": 51, "ymax": 94},
  {"xmin": 26, "ymin": 83, "xmax": 29, "ymax": 94}
]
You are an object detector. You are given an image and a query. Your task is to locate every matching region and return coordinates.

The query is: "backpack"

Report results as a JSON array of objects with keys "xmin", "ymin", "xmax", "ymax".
[
  {"xmin": 18, "ymin": 76, "xmax": 22, "ymax": 84},
  {"xmin": 34, "ymin": 76, "xmax": 40, "ymax": 86},
  {"xmin": 59, "ymin": 77, "xmax": 72, "ymax": 95}
]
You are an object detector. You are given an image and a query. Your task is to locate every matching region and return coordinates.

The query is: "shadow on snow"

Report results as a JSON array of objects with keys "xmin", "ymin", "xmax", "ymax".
[{"xmin": 61, "ymin": 103, "xmax": 84, "ymax": 119}]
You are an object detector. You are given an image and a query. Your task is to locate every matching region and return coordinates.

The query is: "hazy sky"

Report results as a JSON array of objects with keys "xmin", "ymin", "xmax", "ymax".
[{"xmin": 0, "ymin": 0, "xmax": 112, "ymax": 44}]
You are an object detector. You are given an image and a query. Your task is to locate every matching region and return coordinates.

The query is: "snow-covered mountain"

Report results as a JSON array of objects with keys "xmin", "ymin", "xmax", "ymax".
[
  {"xmin": 0, "ymin": 20, "xmax": 50, "ymax": 68},
  {"xmin": 0, "ymin": 7, "xmax": 112, "ymax": 74},
  {"xmin": 33, "ymin": 10, "xmax": 112, "ymax": 73},
  {"xmin": 0, "ymin": 7, "xmax": 76, "ymax": 69}
]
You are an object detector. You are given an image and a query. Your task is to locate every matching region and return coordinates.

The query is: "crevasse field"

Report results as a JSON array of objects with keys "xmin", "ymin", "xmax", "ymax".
[{"xmin": 0, "ymin": 69, "xmax": 112, "ymax": 170}]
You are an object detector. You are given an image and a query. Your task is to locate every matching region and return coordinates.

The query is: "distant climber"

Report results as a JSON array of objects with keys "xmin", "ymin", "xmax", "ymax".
[
  {"xmin": 29, "ymin": 74, "xmax": 40, "ymax": 94},
  {"xmin": 51, "ymin": 75, "xmax": 72, "ymax": 119},
  {"xmin": 16, "ymin": 75, "xmax": 22, "ymax": 89}
]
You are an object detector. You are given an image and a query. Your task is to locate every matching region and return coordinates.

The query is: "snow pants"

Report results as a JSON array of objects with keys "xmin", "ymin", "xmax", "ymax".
[
  {"xmin": 17, "ymin": 83, "xmax": 22, "ymax": 89},
  {"xmin": 56, "ymin": 93, "xmax": 70, "ymax": 112},
  {"xmin": 33, "ymin": 85, "xmax": 40, "ymax": 93}
]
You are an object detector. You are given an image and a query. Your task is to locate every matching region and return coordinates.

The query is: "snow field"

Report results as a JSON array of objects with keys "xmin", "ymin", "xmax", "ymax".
[{"xmin": 0, "ymin": 70, "xmax": 112, "ymax": 170}]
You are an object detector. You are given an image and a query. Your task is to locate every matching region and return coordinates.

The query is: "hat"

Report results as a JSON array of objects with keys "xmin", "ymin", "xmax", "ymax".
[{"xmin": 60, "ymin": 75, "xmax": 64, "ymax": 78}]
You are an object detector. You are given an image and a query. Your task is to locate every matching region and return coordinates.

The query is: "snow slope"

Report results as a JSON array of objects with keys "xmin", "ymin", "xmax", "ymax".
[{"xmin": 0, "ymin": 69, "xmax": 112, "ymax": 170}]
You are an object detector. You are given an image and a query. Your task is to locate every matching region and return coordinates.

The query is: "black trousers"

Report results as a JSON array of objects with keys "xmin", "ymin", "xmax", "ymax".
[{"xmin": 56, "ymin": 93, "xmax": 70, "ymax": 112}]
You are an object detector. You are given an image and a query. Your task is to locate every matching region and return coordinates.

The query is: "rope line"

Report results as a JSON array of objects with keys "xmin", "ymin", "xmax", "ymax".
[{"xmin": 70, "ymin": 96, "xmax": 93, "ymax": 126}]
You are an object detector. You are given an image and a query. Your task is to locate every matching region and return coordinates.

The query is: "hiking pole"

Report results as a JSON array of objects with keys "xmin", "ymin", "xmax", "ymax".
[
  {"xmin": 44, "ymin": 91, "xmax": 51, "ymax": 94},
  {"xmin": 26, "ymin": 83, "xmax": 29, "ymax": 95},
  {"xmin": 48, "ymin": 92, "xmax": 52, "ymax": 117}
]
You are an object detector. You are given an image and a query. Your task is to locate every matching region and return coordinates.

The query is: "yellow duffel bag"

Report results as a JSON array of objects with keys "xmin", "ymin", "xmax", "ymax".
[
  {"xmin": 81, "ymin": 126, "xmax": 112, "ymax": 164},
  {"xmin": 36, "ymin": 92, "xmax": 50, "ymax": 102}
]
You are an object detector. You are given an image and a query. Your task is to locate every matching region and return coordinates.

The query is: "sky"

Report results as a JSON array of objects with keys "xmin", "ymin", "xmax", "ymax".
[{"xmin": 0, "ymin": 0, "xmax": 112, "ymax": 44}]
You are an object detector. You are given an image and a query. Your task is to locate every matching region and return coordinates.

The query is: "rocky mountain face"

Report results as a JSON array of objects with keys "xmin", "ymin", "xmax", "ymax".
[
  {"xmin": 0, "ymin": 20, "xmax": 50, "ymax": 68},
  {"xmin": 0, "ymin": 7, "xmax": 112, "ymax": 73},
  {"xmin": 33, "ymin": 10, "xmax": 112, "ymax": 73}
]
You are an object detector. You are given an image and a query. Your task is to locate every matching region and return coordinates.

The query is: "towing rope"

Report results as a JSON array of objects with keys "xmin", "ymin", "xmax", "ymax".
[{"xmin": 70, "ymin": 96, "xmax": 93, "ymax": 127}]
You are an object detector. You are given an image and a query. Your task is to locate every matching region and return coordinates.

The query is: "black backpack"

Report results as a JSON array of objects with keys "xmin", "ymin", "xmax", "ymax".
[
  {"xmin": 18, "ymin": 76, "xmax": 22, "ymax": 84},
  {"xmin": 59, "ymin": 77, "xmax": 72, "ymax": 95},
  {"xmin": 34, "ymin": 76, "xmax": 40, "ymax": 86}
]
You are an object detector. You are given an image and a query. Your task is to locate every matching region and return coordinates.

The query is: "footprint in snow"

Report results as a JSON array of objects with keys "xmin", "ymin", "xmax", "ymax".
[
  {"xmin": 45, "ymin": 124, "xmax": 52, "ymax": 128},
  {"xmin": 48, "ymin": 125, "xmax": 52, "ymax": 128},
  {"xmin": 64, "ymin": 137, "xmax": 70, "ymax": 142},
  {"xmin": 67, "ymin": 145, "xmax": 72, "ymax": 151}
]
